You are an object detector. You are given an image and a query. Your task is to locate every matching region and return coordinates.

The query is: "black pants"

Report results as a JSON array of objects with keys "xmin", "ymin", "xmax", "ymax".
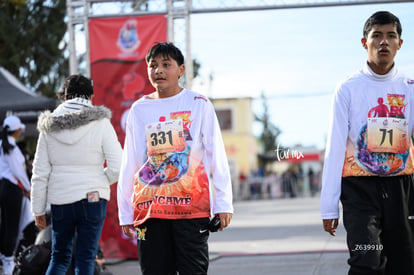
[
  {"xmin": 0, "ymin": 178, "xmax": 23, "ymax": 256},
  {"xmin": 137, "ymin": 218, "xmax": 210, "ymax": 275},
  {"xmin": 341, "ymin": 175, "xmax": 414, "ymax": 275}
]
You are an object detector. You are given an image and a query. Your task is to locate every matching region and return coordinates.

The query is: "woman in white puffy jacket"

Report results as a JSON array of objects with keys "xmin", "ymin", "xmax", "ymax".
[{"xmin": 31, "ymin": 75, "xmax": 123, "ymax": 275}]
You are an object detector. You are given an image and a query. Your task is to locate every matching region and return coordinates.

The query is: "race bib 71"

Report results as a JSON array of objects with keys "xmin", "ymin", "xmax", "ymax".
[{"xmin": 367, "ymin": 117, "xmax": 408, "ymax": 153}]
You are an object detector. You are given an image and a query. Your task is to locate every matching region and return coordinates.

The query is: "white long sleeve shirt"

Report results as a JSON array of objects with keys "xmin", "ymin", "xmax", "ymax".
[
  {"xmin": 321, "ymin": 63, "xmax": 414, "ymax": 219},
  {"xmin": 0, "ymin": 136, "xmax": 31, "ymax": 191},
  {"xmin": 117, "ymin": 89, "xmax": 233, "ymax": 226}
]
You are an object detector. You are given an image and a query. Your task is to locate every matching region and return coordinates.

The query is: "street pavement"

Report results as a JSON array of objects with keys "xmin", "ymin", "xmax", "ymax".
[{"xmin": 102, "ymin": 196, "xmax": 350, "ymax": 275}]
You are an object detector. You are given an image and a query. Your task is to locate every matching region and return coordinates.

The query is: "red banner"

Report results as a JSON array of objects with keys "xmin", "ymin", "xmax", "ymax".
[{"xmin": 88, "ymin": 15, "xmax": 167, "ymax": 259}]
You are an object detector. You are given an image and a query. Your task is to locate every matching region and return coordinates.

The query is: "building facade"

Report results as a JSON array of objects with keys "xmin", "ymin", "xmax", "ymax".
[{"xmin": 211, "ymin": 97, "xmax": 259, "ymax": 198}]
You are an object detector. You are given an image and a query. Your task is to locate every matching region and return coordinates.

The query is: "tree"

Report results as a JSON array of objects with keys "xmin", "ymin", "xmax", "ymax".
[
  {"xmin": 256, "ymin": 91, "xmax": 282, "ymax": 168},
  {"xmin": 193, "ymin": 58, "xmax": 201, "ymax": 79},
  {"xmin": 0, "ymin": 0, "xmax": 68, "ymax": 98}
]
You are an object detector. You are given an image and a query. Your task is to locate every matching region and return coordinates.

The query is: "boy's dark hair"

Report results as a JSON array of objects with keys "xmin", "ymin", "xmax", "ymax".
[
  {"xmin": 145, "ymin": 42, "xmax": 184, "ymax": 66},
  {"xmin": 59, "ymin": 74, "xmax": 93, "ymax": 100},
  {"xmin": 363, "ymin": 11, "xmax": 402, "ymax": 39}
]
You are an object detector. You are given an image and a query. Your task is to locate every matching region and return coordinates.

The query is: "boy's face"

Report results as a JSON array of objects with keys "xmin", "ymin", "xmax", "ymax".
[
  {"xmin": 361, "ymin": 23, "xmax": 403, "ymax": 73},
  {"xmin": 147, "ymin": 54, "xmax": 185, "ymax": 98}
]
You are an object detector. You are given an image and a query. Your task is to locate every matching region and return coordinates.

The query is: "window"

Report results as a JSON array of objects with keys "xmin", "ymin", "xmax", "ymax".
[{"xmin": 216, "ymin": 109, "xmax": 232, "ymax": 130}]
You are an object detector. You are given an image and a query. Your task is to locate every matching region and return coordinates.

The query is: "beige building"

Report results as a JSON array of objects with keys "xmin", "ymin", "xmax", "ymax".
[{"xmin": 211, "ymin": 97, "xmax": 259, "ymax": 196}]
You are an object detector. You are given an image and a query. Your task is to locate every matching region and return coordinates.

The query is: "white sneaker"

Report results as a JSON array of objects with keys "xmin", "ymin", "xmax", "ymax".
[{"xmin": 1, "ymin": 256, "xmax": 15, "ymax": 275}]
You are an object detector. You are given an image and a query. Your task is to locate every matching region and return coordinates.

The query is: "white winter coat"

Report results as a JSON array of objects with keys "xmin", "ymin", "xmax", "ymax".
[{"xmin": 31, "ymin": 98, "xmax": 123, "ymax": 216}]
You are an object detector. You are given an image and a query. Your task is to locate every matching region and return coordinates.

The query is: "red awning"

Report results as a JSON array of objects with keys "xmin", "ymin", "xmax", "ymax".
[{"xmin": 287, "ymin": 152, "xmax": 321, "ymax": 163}]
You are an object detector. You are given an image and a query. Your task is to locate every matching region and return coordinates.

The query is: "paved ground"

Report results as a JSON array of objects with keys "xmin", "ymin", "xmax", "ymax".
[{"xmin": 101, "ymin": 196, "xmax": 350, "ymax": 275}]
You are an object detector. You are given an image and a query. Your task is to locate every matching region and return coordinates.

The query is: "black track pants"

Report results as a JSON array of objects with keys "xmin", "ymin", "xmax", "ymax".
[{"xmin": 341, "ymin": 175, "xmax": 414, "ymax": 275}]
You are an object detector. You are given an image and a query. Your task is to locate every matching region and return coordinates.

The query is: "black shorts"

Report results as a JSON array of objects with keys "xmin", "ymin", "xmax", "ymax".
[
  {"xmin": 341, "ymin": 175, "xmax": 414, "ymax": 275},
  {"xmin": 136, "ymin": 217, "xmax": 210, "ymax": 275}
]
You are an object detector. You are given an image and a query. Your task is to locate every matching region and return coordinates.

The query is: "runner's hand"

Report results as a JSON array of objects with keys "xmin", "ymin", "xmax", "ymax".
[
  {"xmin": 217, "ymin": 213, "xmax": 233, "ymax": 231},
  {"xmin": 121, "ymin": 224, "xmax": 135, "ymax": 238},
  {"xmin": 323, "ymin": 219, "xmax": 338, "ymax": 236}
]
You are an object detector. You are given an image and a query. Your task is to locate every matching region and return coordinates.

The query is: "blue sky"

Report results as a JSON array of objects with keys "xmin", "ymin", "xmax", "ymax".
[
  {"xmin": 188, "ymin": 3, "xmax": 414, "ymax": 149},
  {"xmin": 79, "ymin": 2, "xmax": 414, "ymax": 150}
]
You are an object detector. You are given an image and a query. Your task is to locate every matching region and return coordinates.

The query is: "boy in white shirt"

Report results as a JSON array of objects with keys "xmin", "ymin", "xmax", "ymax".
[
  {"xmin": 117, "ymin": 42, "xmax": 233, "ymax": 274},
  {"xmin": 321, "ymin": 11, "xmax": 414, "ymax": 274}
]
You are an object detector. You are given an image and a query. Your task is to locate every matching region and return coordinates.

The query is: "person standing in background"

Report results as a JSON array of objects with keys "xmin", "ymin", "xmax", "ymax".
[
  {"xmin": 0, "ymin": 115, "xmax": 31, "ymax": 275},
  {"xmin": 308, "ymin": 167, "xmax": 317, "ymax": 197},
  {"xmin": 31, "ymin": 75, "xmax": 123, "ymax": 275}
]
